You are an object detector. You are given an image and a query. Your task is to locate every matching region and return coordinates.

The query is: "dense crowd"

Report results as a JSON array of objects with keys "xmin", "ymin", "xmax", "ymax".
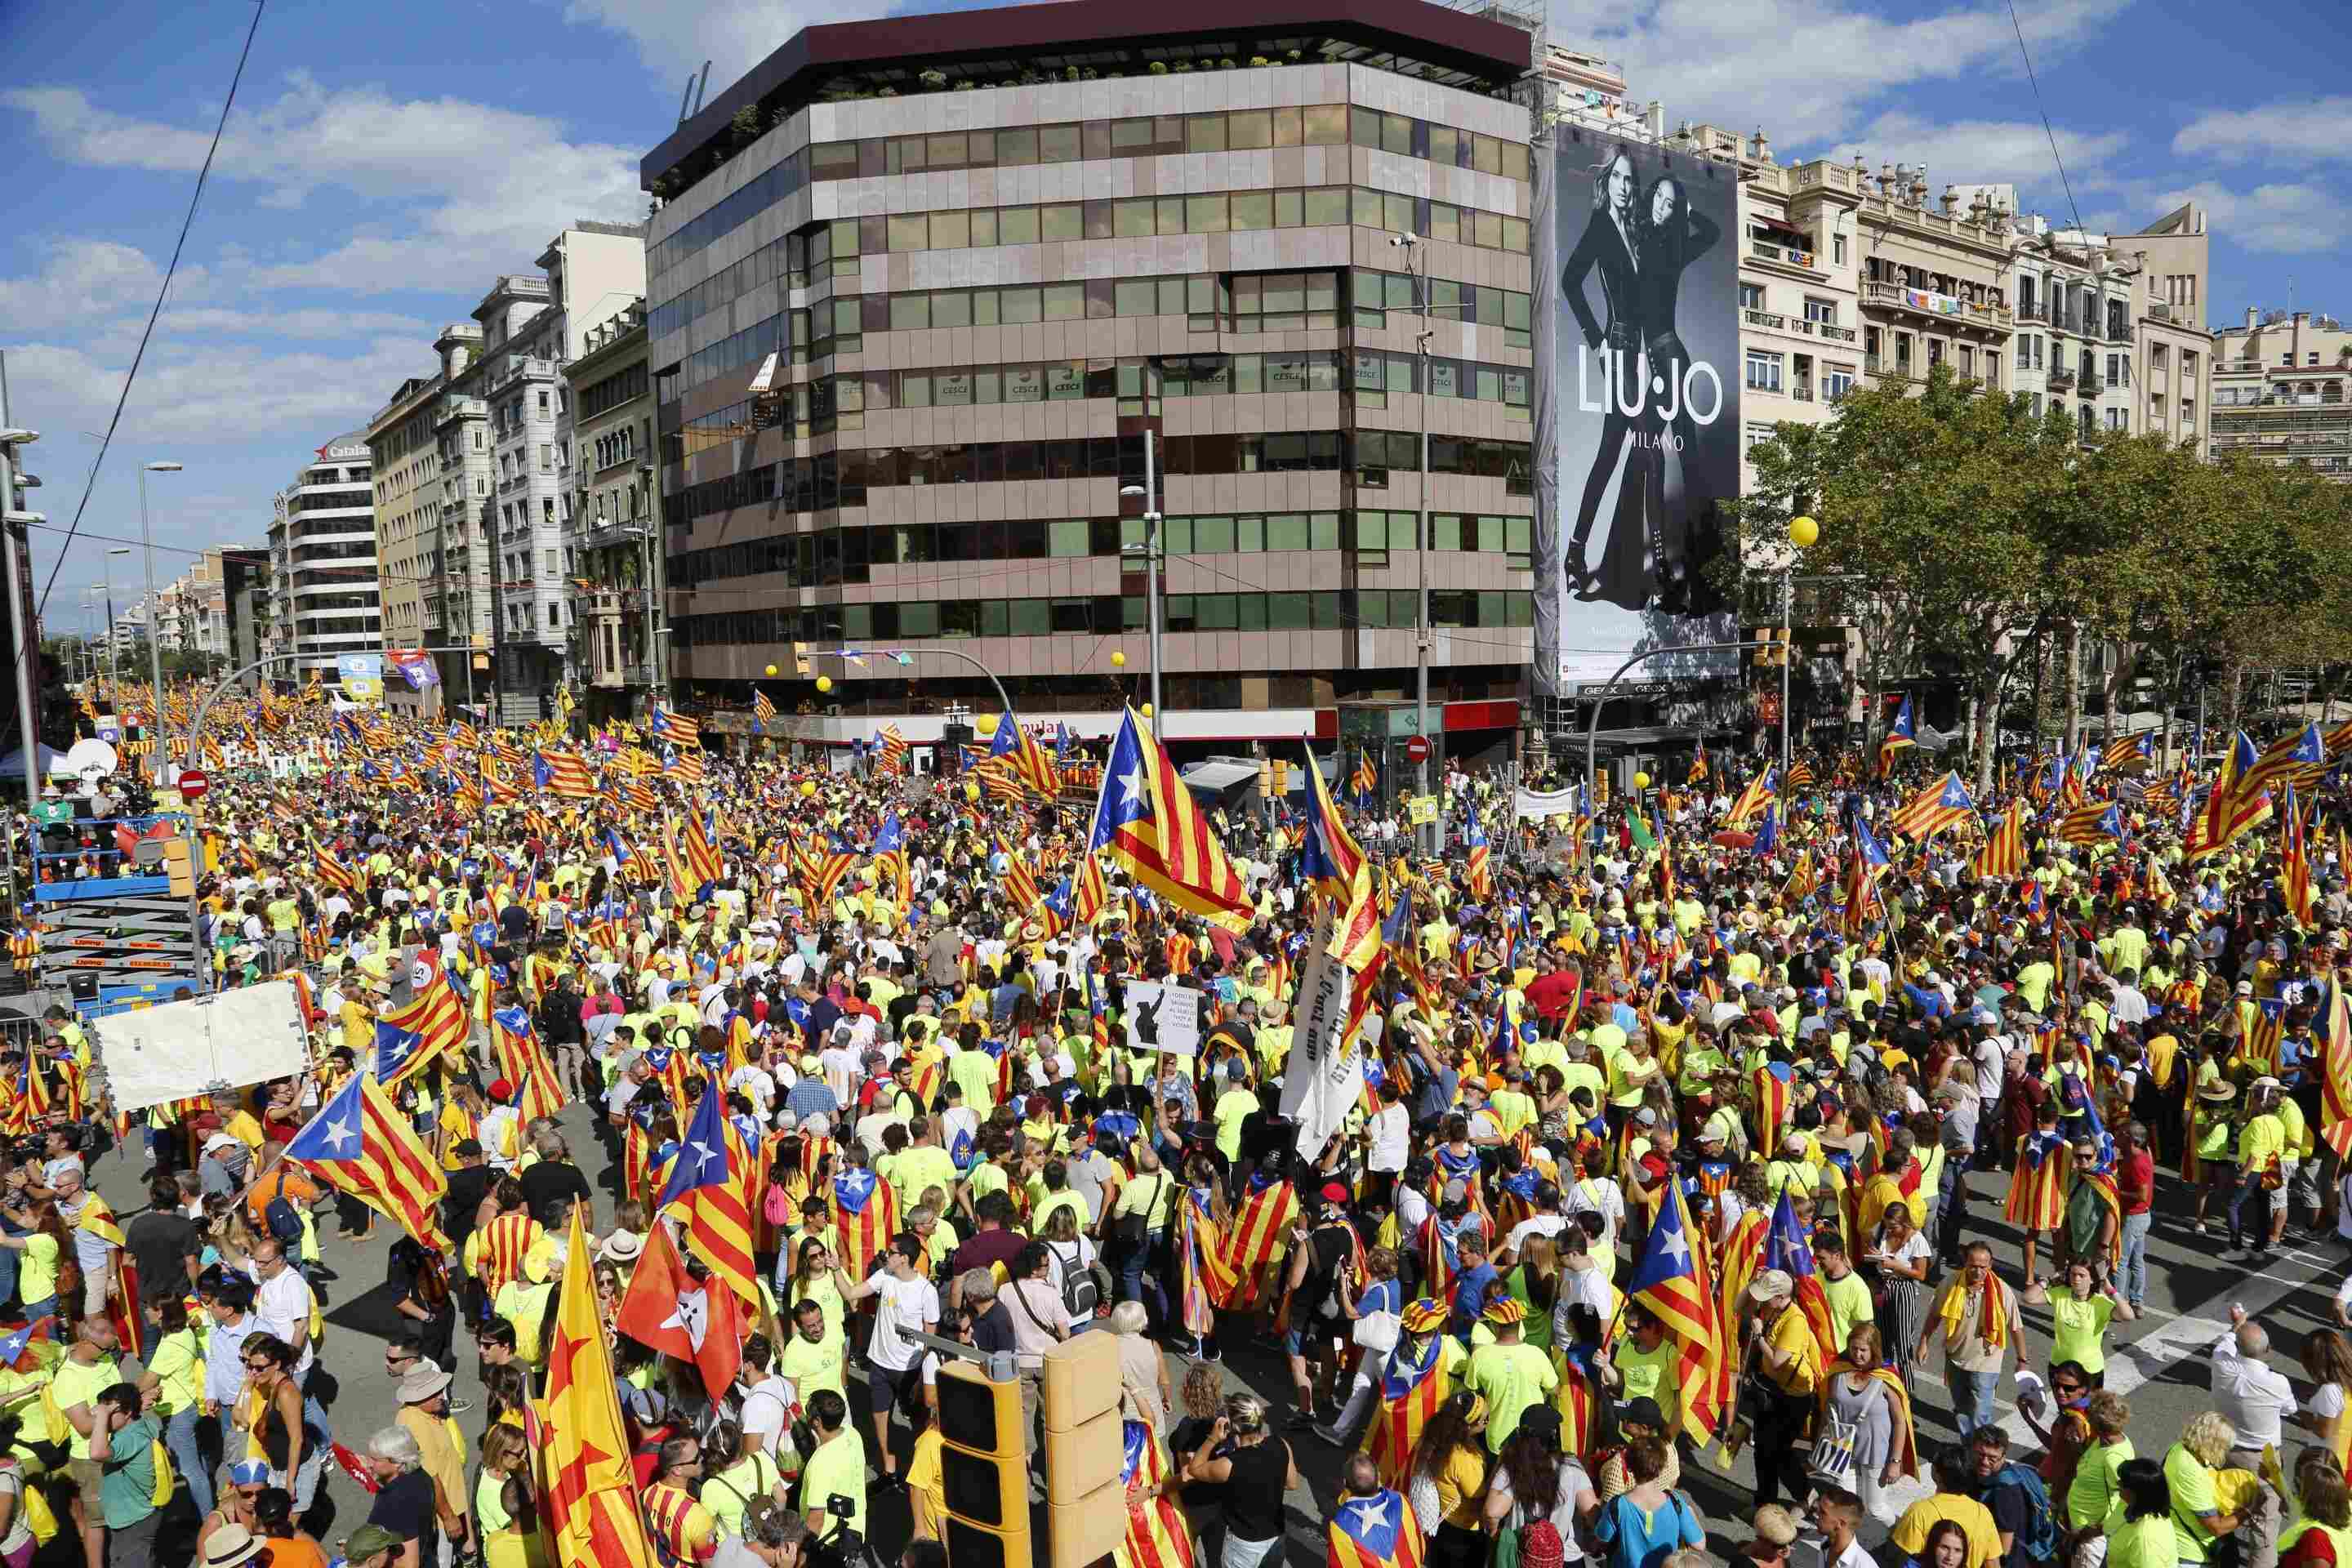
[{"xmin": 2, "ymin": 691, "xmax": 2351, "ymax": 1568}]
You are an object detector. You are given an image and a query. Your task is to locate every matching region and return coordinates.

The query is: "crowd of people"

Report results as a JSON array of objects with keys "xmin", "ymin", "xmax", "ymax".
[{"xmin": 4, "ymin": 688, "xmax": 2352, "ymax": 1568}]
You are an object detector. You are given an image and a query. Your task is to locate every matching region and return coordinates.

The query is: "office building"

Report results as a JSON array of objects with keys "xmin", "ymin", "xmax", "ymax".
[
  {"xmin": 267, "ymin": 434, "xmax": 381, "ymax": 682},
  {"xmin": 639, "ymin": 0, "xmax": 1539, "ymax": 759}
]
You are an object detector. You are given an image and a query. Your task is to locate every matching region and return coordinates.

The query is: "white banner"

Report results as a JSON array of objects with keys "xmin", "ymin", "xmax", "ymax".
[
  {"xmin": 1515, "ymin": 785, "xmax": 1582, "ymax": 822},
  {"xmin": 96, "ymin": 980, "xmax": 310, "ymax": 1112},
  {"xmin": 1121, "ymin": 979, "xmax": 1203, "ymax": 1058},
  {"xmin": 1279, "ymin": 911, "xmax": 1360, "ymax": 1159}
]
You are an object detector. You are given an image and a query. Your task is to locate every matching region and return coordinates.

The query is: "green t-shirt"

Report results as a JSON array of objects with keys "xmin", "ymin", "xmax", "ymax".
[
  {"xmin": 97, "ymin": 1414, "xmax": 158, "ymax": 1528},
  {"xmin": 890, "ymin": 1147, "xmax": 960, "ymax": 1217},
  {"xmin": 2069, "ymin": 1437, "xmax": 2134, "ymax": 1531},
  {"xmin": 1213, "ymin": 1089, "xmax": 1258, "ymax": 1163},
  {"xmin": 802, "ymin": 1431, "xmax": 867, "ymax": 1539},
  {"xmin": 1612, "ymin": 1336, "xmax": 1679, "ymax": 1410},
  {"xmin": 2105, "ymin": 1507, "xmax": 2179, "ymax": 1568},
  {"xmin": 2049, "ymin": 1292, "xmax": 2116, "ymax": 1375},
  {"xmin": 51, "ymin": 1353, "xmax": 120, "ymax": 1462},
  {"xmin": 2163, "ymin": 1444, "xmax": 2219, "ymax": 1562},
  {"xmin": 1822, "ymin": 1269, "xmax": 1874, "ymax": 1360},
  {"xmin": 17, "ymin": 1233, "xmax": 58, "ymax": 1307},
  {"xmin": 1463, "ymin": 1342, "xmax": 1557, "ymax": 1453},
  {"xmin": 778, "ymin": 1325, "xmax": 847, "ymax": 1405}
]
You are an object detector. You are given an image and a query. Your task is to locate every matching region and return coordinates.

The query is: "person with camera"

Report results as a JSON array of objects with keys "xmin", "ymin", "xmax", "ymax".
[
  {"xmin": 710, "ymin": 1503, "xmax": 812, "ymax": 1568},
  {"xmin": 798, "ymin": 1391, "xmax": 867, "ymax": 1548}
]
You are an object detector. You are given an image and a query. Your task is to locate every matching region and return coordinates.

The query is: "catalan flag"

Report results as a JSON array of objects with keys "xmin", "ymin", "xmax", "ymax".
[
  {"xmin": 655, "ymin": 1081, "xmax": 760, "ymax": 1307},
  {"xmin": 1878, "ymin": 695, "xmax": 1917, "ymax": 777},
  {"xmin": 532, "ymin": 749, "xmax": 593, "ymax": 798},
  {"xmin": 999, "ymin": 835, "xmax": 1043, "ymax": 917},
  {"xmin": 2186, "ymin": 732, "xmax": 2274, "ymax": 862},
  {"xmin": 1687, "ymin": 742, "xmax": 1709, "ymax": 786},
  {"xmin": 2319, "ymin": 985, "xmax": 2352, "ymax": 1162},
  {"xmin": 1625, "ymin": 1183, "xmax": 1727, "ymax": 1443},
  {"xmin": 751, "ymin": 688, "xmax": 777, "ymax": 731},
  {"xmin": 649, "ymin": 706, "xmax": 701, "ymax": 750},
  {"xmin": 1329, "ymin": 1486, "xmax": 1425, "ymax": 1568},
  {"xmin": 1350, "ymin": 749, "xmax": 1378, "ymax": 800},
  {"xmin": 829, "ymin": 1163, "xmax": 902, "ymax": 1280},
  {"xmin": 283, "ymin": 1072, "xmax": 450, "ymax": 1251},
  {"xmin": 1464, "ymin": 822, "xmax": 1494, "ymax": 900},
  {"xmin": 1724, "ymin": 768, "xmax": 1776, "ymax": 831},
  {"xmin": 1120, "ymin": 1420, "xmax": 1196, "ymax": 1568},
  {"xmin": 2056, "ymin": 801, "xmax": 2124, "ymax": 846},
  {"xmin": 537, "ymin": 1212, "xmax": 659, "ymax": 1568},
  {"xmin": 2284, "ymin": 783, "xmax": 2316, "ymax": 929},
  {"xmin": 1087, "ymin": 706, "xmax": 1253, "ymax": 933},
  {"xmin": 1972, "ymin": 800, "xmax": 2026, "ymax": 881},
  {"xmin": 1889, "ymin": 771, "xmax": 1974, "ymax": 842},
  {"xmin": 681, "ymin": 811, "xmax": 725, "ymax": 889},
  {"xmin": 2100, "ymin": 732, "xmax": 2154, "ymax": 773},
  {"xmin": 877, "ymin": 724, "xmax": 909, "ymax": 773},
  {"xmin": 314, "ymin": 844, "xmax": 361, "ymax": 896},
  {"xmin": 1360, "ymin": 1304, "xmax": 1452, "ymax": 1485},
  {"xmin": 989, "ymin": 711, "xmax": 1061, "ymax": 798},
  {"xmin": 1072, "ymin": 848, "xmax": 1110, "ymax": 927},
  {"xmin": 2239, "ymin": 721, "xmax": 2327, "ymax": 806},
  {"xmin": 492, "ymin": 1004, "xmax": 569, "ymax": 1123},
  {"xmin": 376, "ymin": 951, "xmax": 469, "ymax": 1089},
  {"xmin": 1785, "ymin": 760, "xmax": 1815, "ymax": 792},
  {"xmin": 1765, "ymin": 1182, "xmax": 1838, "ymax": 1367}
]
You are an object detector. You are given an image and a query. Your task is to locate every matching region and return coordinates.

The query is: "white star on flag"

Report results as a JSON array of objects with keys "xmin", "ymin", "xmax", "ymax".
[
  {"xmin": 662, "ymin": 1288, "xmax": 710, "ymax": 1351},
  {"xmin": 1120, "ymin": 764, "xmax": 1147, "ymax": 806},
  {"xmin": 1659, "ymin": 1226, "xmax": 1690, "ymax": 1267},
  {"xmin": 323, "ymin": 1114, "xmax": 359, "ymax": 1155}
]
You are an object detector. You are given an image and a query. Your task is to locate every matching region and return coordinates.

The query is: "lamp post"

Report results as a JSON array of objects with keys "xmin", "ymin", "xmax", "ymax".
[
  {"xmin": 139, "ymin": 461, "xmax": 181, "ymax": 783},
  {"xmin": 1780, "ymin": 515, "xmax": 1818, "ymax": 773},
  {"xmin": 1118, "ymin": 432, "xmax": 1164, "ymax": 719},
  {"xmin": 103, "ymin": 550, "xmax": 130, "ymax": 715}
]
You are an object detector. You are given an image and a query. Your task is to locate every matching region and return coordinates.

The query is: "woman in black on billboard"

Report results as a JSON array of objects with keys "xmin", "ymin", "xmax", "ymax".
[
  {"xmin": 1626, "ymin": 171, "xmax": 1719, "ymax": 612},
  {"xmin": 1561, "ymin": 149, "xmax": 1642, "ymax": 604}
]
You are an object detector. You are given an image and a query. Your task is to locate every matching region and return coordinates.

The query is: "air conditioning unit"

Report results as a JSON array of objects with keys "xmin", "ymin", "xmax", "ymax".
[{"xmin": 2151, "ymin": 302, "xmax": 2173, "ymax": 321}]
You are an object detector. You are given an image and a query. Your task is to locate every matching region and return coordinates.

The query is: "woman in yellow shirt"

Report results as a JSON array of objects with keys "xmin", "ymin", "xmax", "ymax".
[
  {"xmin": 1410, "ymin": 1391, "xmax": 1491, "ymax": 1548},
  {"xmin": 152, "ymin": 1295, "xmax": 215, "ymax": 1517}
]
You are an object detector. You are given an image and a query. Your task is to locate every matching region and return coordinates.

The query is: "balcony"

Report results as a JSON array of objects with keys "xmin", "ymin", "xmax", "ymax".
[
  {"xmin": 2078, "ymin": 373, "xmax": 2104, "ymax": 396},
  {"xmin": 1815, "ymin": 322, "xmax": 1858, "ymax": 342},
  {"xmin": 1749, "ymin": 238, "xmax": 1822, "ymax": 272},
  {"xmin": 1791, "ymin": 384, "xmax": 1815, "ymax": 402},
  {"xmin": 2047, "ymin": 368, "xmax": 2077, "ymax": 390},
  {"xmin": 1744, "ymin": 308, "xmax": 1788, "ymax": 332},
  {"xmin": 2016, "ymin": 301, "xmax": 2047, "ymax": 323}
]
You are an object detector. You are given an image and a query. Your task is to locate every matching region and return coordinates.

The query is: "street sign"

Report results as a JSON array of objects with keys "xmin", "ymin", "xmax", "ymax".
[
  {"xmin": 1403, "ymin": 735, "xmax": 1432, "ymax": 764},
  {"xmin": 178, "ymin": 769, "xmax": 210, "ymax": 800},
  {"xmin": 1406, "ymin": 794, "xmax": 1440, "ymax": 826}
]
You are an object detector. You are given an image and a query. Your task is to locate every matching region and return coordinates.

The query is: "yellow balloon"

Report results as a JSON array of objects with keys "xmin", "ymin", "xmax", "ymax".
[
  {"xmin": 1111, "ymin": 650, "xmax": 1127, "ymax": 668},
  {"xmin": 1140, "ymin": 702, "xmax": 1154, "ymax": 719},
  {"xmin": 974, "ymin": 713, "xmax": 999, "ymax": 737},
  {"xmin": 964, "ymin": 781, "xmax": 981, "ymax": 802},
  {"xmin": 764, "ymin": 664, "xmax": 779, "ymax": 676},
  {"xmin": 1788, "ymin": 514, "xmax": 1820, "ymax": 549},
  {"xmin": 1632, "ymin": 771, "xmax": 1650, "ymax": 791},
  {"xmin": 816, "ymin": 675, "xmax": 832, "ymax": 693},
  {"xmin": 800, "ymin": 780, "xmax": 817, "ymax": 798}
]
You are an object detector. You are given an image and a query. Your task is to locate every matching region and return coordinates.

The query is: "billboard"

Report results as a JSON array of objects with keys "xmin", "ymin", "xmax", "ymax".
[{"xmin": 1533, "ymin": 131, "xmax": 1742, "ymax": 693}]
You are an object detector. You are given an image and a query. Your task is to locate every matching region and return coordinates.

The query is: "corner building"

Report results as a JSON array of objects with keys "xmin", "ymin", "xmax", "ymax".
[{"xmin": 643, "ymin": 0, "xmax": 1539, "ymax": 756}]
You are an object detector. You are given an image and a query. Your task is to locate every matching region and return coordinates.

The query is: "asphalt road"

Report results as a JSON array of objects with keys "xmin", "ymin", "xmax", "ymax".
[{"xmin": 95, "ymin": 1098, "xmax": 2352, "ymax": 1568}]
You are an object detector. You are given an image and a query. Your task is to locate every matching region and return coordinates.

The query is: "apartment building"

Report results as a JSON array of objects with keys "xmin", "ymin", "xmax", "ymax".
[
  {"xmin": 1851, "ymin": 163, "xmax": 2016, "ymax": 396},
  {"xmin": 2212, "ymin": 306, "xmax": 2352, "ymax": 477},
  {"xmin": 364, "ymin": 325, "xmax": 492, "ymax": 710},
  {"xmin": 2003, "ymin": 212, "xmax": 2136, "ymax": 439},
  {"xmin": 564, "ymin": 300, "xmax": 668, "ymax": 720},
  {"xmin": 2114, "ymin": 203, "xmax": 2212, "ymax": 457},
  {"xmin": 639, "ymin": 0, "xmax": 1539, "ymax": 757},
  {"xmin": 266, "ymin": 434, "xmax": 380, "ymax": 682}
]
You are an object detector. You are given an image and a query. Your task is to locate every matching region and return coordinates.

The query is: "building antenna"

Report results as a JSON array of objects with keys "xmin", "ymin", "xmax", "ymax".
[
  {"xmin": 693, "ymin": 61, "xmax": 713, "ymax": 118},
  {"xmin": 677, "ymin": 74, "xmax": 697, "ymax": 124}
]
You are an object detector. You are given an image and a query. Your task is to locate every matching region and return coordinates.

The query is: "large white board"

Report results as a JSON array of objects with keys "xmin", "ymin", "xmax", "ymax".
[{"xmin": 96, "ymin": 981, "xmax": 310, "ymax": 1112}]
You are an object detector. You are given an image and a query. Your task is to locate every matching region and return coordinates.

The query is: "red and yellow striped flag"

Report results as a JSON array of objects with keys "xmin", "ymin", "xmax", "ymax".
[
  {"xmin": 283, "ymin": 1072, "xmax": 451, "ymax": 1252},
  {"xmin": 537, "ymin": 1210, "xmax": 657, "ymax": 1568}
]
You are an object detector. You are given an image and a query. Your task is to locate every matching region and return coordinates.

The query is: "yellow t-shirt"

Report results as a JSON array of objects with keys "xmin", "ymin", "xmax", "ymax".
[
  {"xmin": 1765, "ymin": 1303, "xmax": 1820, "ymax": 1396},
  {"xmin": 1891, "ymin": 1494, "xmax": 2002, "ymax": 1568},
  {"xmin": 1463, "ymin": 1342, "xmax": 1559, "ymax": 1452},
  {"xmin": 906, "ymin": 1427, "xmax": 947, "ymax": 1536},
  {"xmin": 51, "ymin": 1352, "xmax": 119, "ymax": 1461},
  {"xmin": 779, "ymin": 1325, "xmax": 848, "ymax": 1405},
  {"xmin": 802, "ymin": 1432, "xmax": 868, "ymax": 1539}
]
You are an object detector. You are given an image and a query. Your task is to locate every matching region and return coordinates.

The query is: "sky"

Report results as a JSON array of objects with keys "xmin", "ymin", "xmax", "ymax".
[{"xmin": 3, "ymin": 0, "xmax": 2348, "ymax": 644}]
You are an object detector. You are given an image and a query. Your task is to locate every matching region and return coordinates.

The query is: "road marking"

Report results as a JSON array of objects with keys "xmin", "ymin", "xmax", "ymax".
[{"xmin": 1878, "ymin": 1245, "xmax": 2340, "ymax": 1514}]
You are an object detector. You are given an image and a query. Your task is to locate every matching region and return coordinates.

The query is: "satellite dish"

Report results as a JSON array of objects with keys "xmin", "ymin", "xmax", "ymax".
[{"xmin": 59, "ymin": 737, "xmax": 118, "ymax": 777}]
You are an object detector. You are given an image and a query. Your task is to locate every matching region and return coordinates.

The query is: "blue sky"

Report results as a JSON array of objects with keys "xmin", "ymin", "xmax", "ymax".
[{"xmin": 3, "ymin": 0, "xmax": 2348, "ymax": 640}]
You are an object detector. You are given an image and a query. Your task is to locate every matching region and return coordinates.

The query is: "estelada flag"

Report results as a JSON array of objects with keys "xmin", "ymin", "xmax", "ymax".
[
  {"xmin": 613, "ymin": 1221, "xmax": 744, "ymax": 1403},
  {"xmin": 1329, "ymin": 1486, "xmax": 1425, "ymax": 1568},
  {"xmin": 829, "ymin": 1165, "xmax": 901, "ymax": 1280}
]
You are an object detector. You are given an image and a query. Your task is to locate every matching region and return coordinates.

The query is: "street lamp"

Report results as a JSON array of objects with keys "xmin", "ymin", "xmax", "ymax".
[
  {"xmin": 1780, "ymin": 515, "xmax": 1816, "ymax": 773},
  {"xmin": 1117, "ymin": 432, "xmax": 1165, "ymax": 720},
  {"xmin": 104, "ymin": 549, "xmax": 130, "ymax": 712},
  {"xmin": 139, "ymin": 461, "xmax": 181, "ymax": 784}
]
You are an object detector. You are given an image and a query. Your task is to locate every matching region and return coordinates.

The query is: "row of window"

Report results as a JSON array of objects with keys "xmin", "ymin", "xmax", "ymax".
[
  {"xmin": 579, "ymin": 362, "xmax": 648, "ymax": 422},
  {"xmin": 681, "ymin": 347, "xmax": 1532, "ymax": 449},
  {"xmin": 655, "ymin": 185, "xmax": 1529, "ymax": 379},
  {"xmin": 1742, "ymin": 351, "xmax": 1855, "ymax": 401},
  {"xmin": 809, "ymin": 105, "xmax": 1531, "ymax": 185},
  {"xmin": 671, "ymin": 587, "xmax": 1535, "ymax": 648},
  {"xmin": 665, "ymin": 507, "xmax": 1533, "ymax": 588},
  {"xmin": 661, "ymin": 262, "xmax": 1535, "ymax": 411},
  {"xmin": 667, "ymin": 430, "xmax": 1532, "ymax": 525}
]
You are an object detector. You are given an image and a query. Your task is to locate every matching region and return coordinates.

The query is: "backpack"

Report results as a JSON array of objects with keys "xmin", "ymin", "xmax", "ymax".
[
  {"xmin": 1050, "ymin": 1241, "xmax": 1099, "ymax": 1318},
  {"xmin": 147, "ymin": 1436, "xmax": 173, "ymax": 1508},
  {"xmin": 263, "ymin": 1169, "xmax": 305, "ymax": 1250},
  {"xmin": 1989, "ymin": 1460, "xmax": 2060, "ymax": 1566},
  {"xmin": 11, "ymin": 1470, "xmax": 55, "ymax": 1546}
]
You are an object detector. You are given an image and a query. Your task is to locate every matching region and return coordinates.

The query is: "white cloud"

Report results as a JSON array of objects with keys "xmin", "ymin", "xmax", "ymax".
[
  {"xmin": 2140, "ymin": 180, "xmax": 2352, "ymax": 256},
  {"xmin": 2, "ymin": 336, "xmax": 436, "ymax": 449},
  {"xmin": 1564, "ymin": 0, "xmax": 2133, "ymax": 146},
  {"xmin": 1827, "ymin": 112, "xmax": 2132, "ymax": 211},
  {"xmin": 0, "ymin": 239, "xmax": 204, "ymax": 327},
  {"xmin": 557, "ymin": 0, "xmax": 887, "ymax": 85},
  {"xmin": 2173, "ymin": 99, "xmax": 2352, "ymax": 164},
  {"xmin": 5, "ymin": 75, "xmax": 644, "ymax": 294}
]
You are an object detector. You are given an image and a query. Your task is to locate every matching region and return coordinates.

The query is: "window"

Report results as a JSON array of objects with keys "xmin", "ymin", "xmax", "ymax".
[
  {"xmin": 2034, "ymin": 336, "xmax": 2044, "ymax": 369},
  {"xmin": 1832, "ymin": 234, "xmax": 1847, "ymax": 265},
  {"xmin": 1959, "ymin": 346, "xmax": 1975, "ymax": 380},
  {"xmin": 1741, "ymin": 283, "xmax": 1765, "ymax": 312},
  {"xmin": 1824, "ymin": 364, "xmax": 1855, "ymax": 401},
  {"xmin": 1895, "ymin": 335, "xmax": 1913, "ymax": 370},
  {"xmin": 2016, "ymin": 334, "xmax": 2033, "ymax": 368},
  {"xmin": 1744, "ymin": 421, "xmax": 1775, "ymax": 452},
  {"xmin": 1803, "ymin": 297, "xmax": 1837, "ymax": 326},
  {"xmin": 1744, "ymin": 350, "xmax": 1783, "ymax": 392},
  {"xmin": 2106, "ymin": 408, "xmax": 2127, "ymax": 432}
]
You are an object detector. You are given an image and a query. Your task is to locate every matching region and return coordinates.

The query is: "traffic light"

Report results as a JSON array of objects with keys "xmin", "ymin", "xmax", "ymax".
[
  {"xmin": 1592, "ymin": 768, "xmax": 1609, "ymax": 808},
  {"xmin": 1041, "ymin": 1332, "xmax": 1126, "ymax": 1568},
  {"xmin": 1270, "ymin": 758, "xmax": 1290, "ymax": 797},
  {"xmin": 937, "ymin": 1361, "xmax": 1031, "ymax": 1568},
  {"xmin": 161, "ymin": 835, "xmax": 193, "ymax": 897},
  {"xmin": 1752, "ymin": 628, "xmax": 1790, "ymax": 666}
]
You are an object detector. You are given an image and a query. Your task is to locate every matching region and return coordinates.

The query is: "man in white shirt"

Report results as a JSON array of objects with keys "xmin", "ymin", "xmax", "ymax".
[
  {"xmin": 844, "ymin": 1235, "xmax": 939, "ymax": 1484},
  {"xmin": 1365, "ymin": 1088, "xmax": 1410, "ymax": 1203},
  {"xmin": 2212, "ymin": 1307, "xmax": 2298, "ymax": 1458},
  {"xmin": 248, "ymin": 1236, "xmax": 329, "ymax": 1431}
]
